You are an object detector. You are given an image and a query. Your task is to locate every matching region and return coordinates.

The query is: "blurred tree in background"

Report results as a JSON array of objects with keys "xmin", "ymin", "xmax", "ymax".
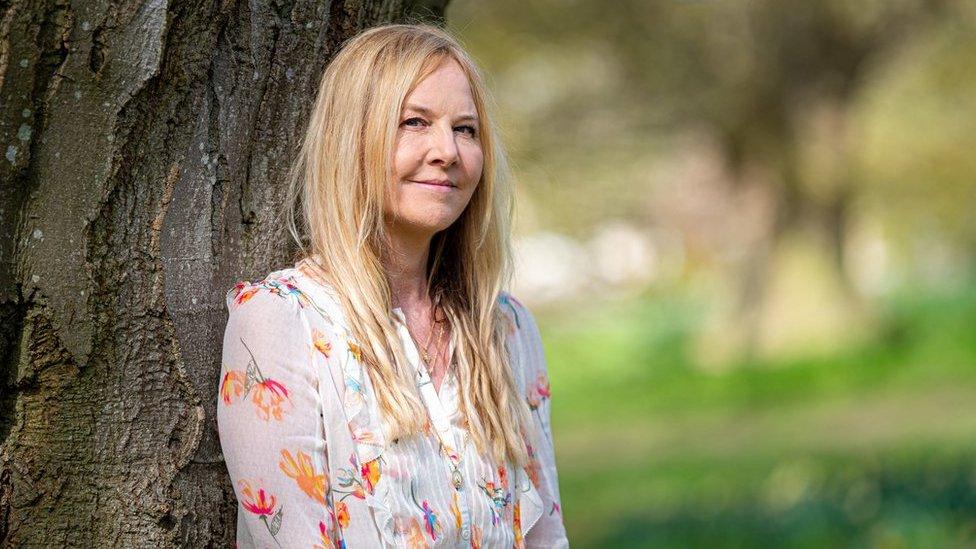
[
  {"xmin": 447, "ymin": 1, "xmax": 976, "ymax": 546},
  {"xmin": 450, "ymin": 0, "xmax": 975, "ymax": 362}
]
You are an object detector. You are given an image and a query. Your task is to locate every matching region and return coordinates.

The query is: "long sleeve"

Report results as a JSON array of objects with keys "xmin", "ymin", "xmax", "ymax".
[
  {"xmin": 511, "ymin": 296, "xmax": 570, "ymax": 548},
  {"xmin": 216, "ymin": 282, "xmax": 338, "ymax": 549}
]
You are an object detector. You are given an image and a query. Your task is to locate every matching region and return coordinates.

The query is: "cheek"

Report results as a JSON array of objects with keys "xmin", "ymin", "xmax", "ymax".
[
  {"xmin": 393, "ymin": 139, "xmax": 422, "ymax": 176},
  {"xmin": 465, "ymin": 147, "xmax": 484, "ymax": 180}
]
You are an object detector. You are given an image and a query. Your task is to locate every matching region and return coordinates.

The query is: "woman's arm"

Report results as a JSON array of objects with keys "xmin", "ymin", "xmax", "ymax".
[
  {"xmin": 509, "ymin": 295, "xmax": 570, "ymax": 548},
  {"xmin": 216, "ymin": 282, "xmax": 338, "ymax": 548}
]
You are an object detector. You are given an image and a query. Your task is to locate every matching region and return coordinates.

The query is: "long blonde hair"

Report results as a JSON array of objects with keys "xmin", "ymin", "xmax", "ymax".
[{"xmin": 284, "ymin": 23, "xmax": 532, "ymax": 466}]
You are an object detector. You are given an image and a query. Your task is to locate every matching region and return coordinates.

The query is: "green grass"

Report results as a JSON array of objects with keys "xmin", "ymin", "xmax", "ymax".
[{"xmin": 536, "ymin": 282, "xmax": 976, "ymax": 547}]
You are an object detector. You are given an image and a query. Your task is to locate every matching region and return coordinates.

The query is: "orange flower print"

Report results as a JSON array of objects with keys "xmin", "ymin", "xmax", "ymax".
[
  {"xmin": 525, "ymin": 455, "xmax": 542, "ymax": 491},
  {"xmin": 278, "ymin": 449, "xmax": 328, "ymax": 506},
  {"xmin": 335, "ymin": 467, "xmax": 366, "ymax": 500},
  {"xmin": 361, "ymin": 458, "xmax": 381, "ymax": 494},
  {"xmin": 220, "ymin": 370, "xmax": 246, "ymax": 404},
  {"xmin": 352, "ymin": 426, "xmax": 380, "ymax": 446},
  {"xmin": 398, "ymin": 517, "xmax": 428, "ymax": 549},
  {"xmin": 239, "ymin": 480, "xmax": 283, "ymax": 543},
  {"xmin": 221, "ymin": 338, "xmax": 293, "ymax": 422},
  {"xmin": 314, "ymin": 520, "xmax": 335, "ymax": 549},
  {"xmin": 335, "ymin": 453, "xmax": 376, "ymax": 501},
  {"xmin": 347, "ymin": 341, "xmax": 362, "ymax": 362},
  {"xmin": 470, "ymin": 524, "xmax": 483, "ymax": 549},
  {"xmin": 498, "ymin": 466, "xmax": 509, "ymax": 490},
  {"xmin": 250, "ymin": 378, "xmax": 290, "ymax": 421},
  {"xmin": 231, "ymin": 275, "xmax": 329, "ymax": 316},
  {"xmin": 478, "ymin": 477, "xmax": 510, "ymax": 526},
  {"xmin": 336, "ymin": 501, "xmax": 350, "ymax": 528},
  {"xmin": 231, "ymin": 281, "xmax": 260, "ymax": 307},
  {"xmin": 513, "ymin": 500, "xmax": 524, "ymax": 549},
  {"xmin": 240, "ymin": 480, "xmax": 277, "ymax": 516},
  {"xmin": 312, "ymin": 329, "xmax": 332, "ymax": 358},
  {"xmin": 450, "ymin": 491, "xmax": 462, "ymax": 529}
]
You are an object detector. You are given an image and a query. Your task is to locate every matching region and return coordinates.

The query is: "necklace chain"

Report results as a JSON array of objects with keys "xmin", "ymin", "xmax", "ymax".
[
  {"xmin": 402, "ymin": 305, "xmax": 466, "ymax": 492},
  {"xmin": 403, "ymin": 304, "xmax": 449, "ymax": 372}
]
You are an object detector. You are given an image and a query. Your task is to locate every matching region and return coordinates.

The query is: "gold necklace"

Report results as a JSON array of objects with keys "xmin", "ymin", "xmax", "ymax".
[
  {"xmin": 420, "ymin": 318, "xmax": 442, "ymax": 366},
  {"xmin": 404, "ymin": 305, "xmax": 443, "ymax": 370}
]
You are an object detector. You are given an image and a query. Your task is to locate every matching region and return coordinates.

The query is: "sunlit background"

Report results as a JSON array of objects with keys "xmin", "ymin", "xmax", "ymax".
[{"xmin": 447, "ymin": 1, "xmax": 976, "ymax": 546}]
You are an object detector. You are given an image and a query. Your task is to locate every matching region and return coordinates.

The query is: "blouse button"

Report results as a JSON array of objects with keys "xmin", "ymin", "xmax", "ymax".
[{"xmin": 460, "ymin": 526, "xmax": 470, "ymax": 540}]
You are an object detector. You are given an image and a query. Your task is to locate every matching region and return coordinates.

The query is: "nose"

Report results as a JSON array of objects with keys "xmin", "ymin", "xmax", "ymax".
[{"xmin": 428, "ymin": 122, "xmax": 459, "ymax": 167}]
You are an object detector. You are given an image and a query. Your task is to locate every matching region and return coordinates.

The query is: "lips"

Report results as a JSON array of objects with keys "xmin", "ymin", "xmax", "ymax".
[{"xmin": 410, "ymin": 179, "xmax": 456, "ymax": 188}]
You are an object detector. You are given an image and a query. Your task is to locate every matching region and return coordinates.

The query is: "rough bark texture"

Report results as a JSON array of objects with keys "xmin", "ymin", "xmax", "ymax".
[{"xmin": 0, "ymin": 0, "xmax": 448, "ymax": 545}]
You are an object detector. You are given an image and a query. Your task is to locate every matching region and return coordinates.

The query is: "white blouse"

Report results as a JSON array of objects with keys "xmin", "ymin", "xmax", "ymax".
[{"xmin": 216, "ymin": 263, "xmax": 569, "ymax": 548}]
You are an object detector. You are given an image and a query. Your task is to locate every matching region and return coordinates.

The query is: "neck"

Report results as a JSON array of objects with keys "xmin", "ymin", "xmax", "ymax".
[{"xmin": 384, "ymin": 225, "xmax": 434, "ymax": 311}]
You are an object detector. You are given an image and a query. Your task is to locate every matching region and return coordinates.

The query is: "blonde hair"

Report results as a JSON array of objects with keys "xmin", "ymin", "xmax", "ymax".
[{"xmin": 284, "ymin": 23, "xmax": 532, "ymax": 466}]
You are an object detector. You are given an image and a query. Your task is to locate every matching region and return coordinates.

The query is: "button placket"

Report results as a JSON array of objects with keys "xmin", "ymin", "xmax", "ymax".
[{"xmin": 394, "ymin": 311, "xmax": 474, "ymax": 543}]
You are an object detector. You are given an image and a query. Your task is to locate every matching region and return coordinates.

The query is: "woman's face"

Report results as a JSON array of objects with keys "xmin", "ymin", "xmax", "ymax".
[{"xmin": 386, "ymin": 58, "xmax": 483, "ymax": 239}]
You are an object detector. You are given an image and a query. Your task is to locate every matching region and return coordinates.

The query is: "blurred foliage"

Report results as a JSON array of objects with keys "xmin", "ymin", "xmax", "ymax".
[
  {"xmin": 537, "ymin": 281, "xmax": 976, "ymax": 547},
  {"xmin": 854, "ymin": 20, "xmax": 976, "ymax": 249},
  {"xmin": 446, "ymin": 0, "xmax": 976, "ymax": 546},
  {"xmin": 448, "ymin": 0, "xmax": 976, "ymax": 248}
]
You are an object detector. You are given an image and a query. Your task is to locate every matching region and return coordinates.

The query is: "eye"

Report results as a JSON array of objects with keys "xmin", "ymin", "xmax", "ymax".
[
  {"xmin": 401, "ymin": 117, "xmax": 427, "ymax": 128},
  {"xmin": 456, "ymin": 125, "xmax": 478, "ymax": 137}
]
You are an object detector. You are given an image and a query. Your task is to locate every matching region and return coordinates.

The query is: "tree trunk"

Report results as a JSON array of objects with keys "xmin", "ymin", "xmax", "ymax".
[{"xmin": 0, "ymin": 0, "xmax": 447, "ymax": 545}]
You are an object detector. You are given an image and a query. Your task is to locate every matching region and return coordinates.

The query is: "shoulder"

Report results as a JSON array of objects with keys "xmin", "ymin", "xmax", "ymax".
[
  {"xmin": 225, "ymin": 266, "xmax": 350, "ymax": 348},
  {"xmin": 223, "ymin": 267, "xmax": 324, "ymax": 332},
  {"xmin": 498, "ymin": 292, "xmax": 549, "ymax": 383},
  {"xmin": 227, "ymin": 267, "xmax": 301, "ymax": 309},
  {"xmin": 219, "ymin": 270, "xmax": 317, "ymax": 368},
  {"xmin": 226, "ymin": 266, "xmax": 339, "ymax": 314},
  {"xmin": 498, "ymin": 291, "xmax": 541, "ymax": 344}
]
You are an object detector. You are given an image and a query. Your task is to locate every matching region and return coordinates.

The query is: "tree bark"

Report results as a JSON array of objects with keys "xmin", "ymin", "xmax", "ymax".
[{"xmin": 0, "ymin": 0, "xmax": 447, "ymax": 545}]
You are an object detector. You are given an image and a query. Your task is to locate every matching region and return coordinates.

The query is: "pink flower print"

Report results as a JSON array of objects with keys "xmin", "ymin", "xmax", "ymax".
[
  {"xmin": 526, "ymin": 372, "xmax": 551, "ymax": 411},
  {"xmin": 231, "ymin": 281, "xmax": 260, "ymax": 307},
  {"xmin": 238, "ymin": 479, "xmax": 283, "ymax": 543},
  {"xmin": 250, "ymin": 378, "xmax": 290, "ymax": 421},
  {"xmin": 535, "ymin": 372, "xmax": 551, "ymax": 399}
]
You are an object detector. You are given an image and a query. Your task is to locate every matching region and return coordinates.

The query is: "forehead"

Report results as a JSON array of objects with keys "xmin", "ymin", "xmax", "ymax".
[{"xmin": 404, "ymin": 58, "xmax": 475, "ymax": 112}]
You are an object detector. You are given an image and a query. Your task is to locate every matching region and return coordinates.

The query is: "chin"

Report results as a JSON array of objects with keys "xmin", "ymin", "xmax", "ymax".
[
  {"xmin": 420, "ymin": 219, "xmax": 458, "ymax": 234},
  {"xmin": 389, "ymin": 214, "xmax": 459, "ymax": 236}
]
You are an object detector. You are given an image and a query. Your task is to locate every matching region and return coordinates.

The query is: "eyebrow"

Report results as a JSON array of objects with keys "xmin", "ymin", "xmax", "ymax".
[{"xmin": 404, "ymin": 104, "xmax": 479, "ymax": 123}]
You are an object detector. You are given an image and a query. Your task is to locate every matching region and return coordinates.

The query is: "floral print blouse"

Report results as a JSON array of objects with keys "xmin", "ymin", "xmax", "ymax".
[{"xmin": 216, "ymin": 263, "xmax": 569, "ymax": 548}]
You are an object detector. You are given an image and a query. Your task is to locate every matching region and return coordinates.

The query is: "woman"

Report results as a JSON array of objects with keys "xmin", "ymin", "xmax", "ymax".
[{"xmin": 216, "ymin": 23, "xmax": 568, "ymax": 548}]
